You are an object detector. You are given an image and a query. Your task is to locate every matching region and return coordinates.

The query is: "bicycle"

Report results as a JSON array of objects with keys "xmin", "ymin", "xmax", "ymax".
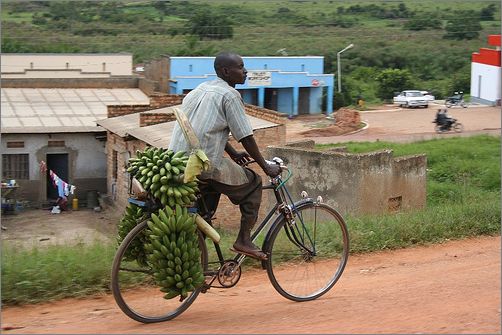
[{"xmin": 111, "ymin": 157, "xmax": 350, "ymax": 323}]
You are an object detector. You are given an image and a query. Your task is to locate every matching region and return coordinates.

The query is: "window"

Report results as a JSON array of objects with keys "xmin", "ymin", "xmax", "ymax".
[
  {"xmin": 189, "ymin": 64, "xmax": 193, "ymax": 72},
  {"xmin": 7, "ymin": 141, "xmax": 24, "ymax": 148},
  {"xmin": 2, "ymin": 154, "xmax": 29, "ymax": 180},
  {"xmin": 48, "ymin": 140, "xmax": 65, "ymax": 147}
]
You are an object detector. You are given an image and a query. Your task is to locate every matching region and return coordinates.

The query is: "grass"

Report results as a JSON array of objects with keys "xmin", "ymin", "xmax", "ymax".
[
  {"xmin": 1, "ymin": 241, "xmax": 116, "ymax": 305},
  {"xmin": 2, "ymin": 135, "xmax": 500, "ymax": 305}
]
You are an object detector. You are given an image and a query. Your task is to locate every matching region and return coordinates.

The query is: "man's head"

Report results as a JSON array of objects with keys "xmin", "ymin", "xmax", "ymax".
[{"xmin": 214, "ymin": 52, "xmax": 247, "ymax": 87}]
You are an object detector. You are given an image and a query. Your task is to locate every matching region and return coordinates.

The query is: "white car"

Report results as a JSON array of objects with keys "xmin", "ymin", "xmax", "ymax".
[
  {"xmin": 393, "ymin": 90, "xmax": 429, "ymax": 108},
  {"xmin": 420, "ymin": 91, "xmax": 435, "ymax": 102}
]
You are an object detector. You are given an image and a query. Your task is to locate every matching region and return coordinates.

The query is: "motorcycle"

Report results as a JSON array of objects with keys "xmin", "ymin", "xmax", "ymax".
[
  {"xmin": 445, "ymin": 91, "xmax": 467, "ymax": 108},
  {"xmin": 432, "ymin": 116, "xmax": 464, "ymax": 133}
]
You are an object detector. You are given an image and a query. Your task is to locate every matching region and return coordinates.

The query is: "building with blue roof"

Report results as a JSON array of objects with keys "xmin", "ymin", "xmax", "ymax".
[{"xmin": 146, "ymin": 56, "xmax": 334, "ymax": 116}]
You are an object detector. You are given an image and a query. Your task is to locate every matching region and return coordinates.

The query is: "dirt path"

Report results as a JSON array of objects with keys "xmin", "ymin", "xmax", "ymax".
[{"xmin": 2, "ymin": 235, "xmax": 500, "ymax": 334}]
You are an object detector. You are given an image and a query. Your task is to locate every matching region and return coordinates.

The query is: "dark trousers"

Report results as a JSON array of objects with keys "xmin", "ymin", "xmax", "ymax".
[{"xmin": 197, "ymin": 168, "xmax": 262, "ymax": 231}]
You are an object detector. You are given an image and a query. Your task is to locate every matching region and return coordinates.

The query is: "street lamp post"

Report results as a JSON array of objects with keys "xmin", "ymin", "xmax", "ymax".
[{"xmin": 337, "ymin": 43, "xmax": 354, "ymax": 93}]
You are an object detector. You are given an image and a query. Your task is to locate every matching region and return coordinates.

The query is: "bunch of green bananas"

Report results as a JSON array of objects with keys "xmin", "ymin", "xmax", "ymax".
[
  {"xmin": 126, "ymin": 147, "xmax": 199, "ymax": 207},
  {"xmin": 144, "ymin": 204, "xmax": 206, "ymax": 300},
  {"xmin": 117, "ymin": 203, "xmax": 148, "ymax": 266}
]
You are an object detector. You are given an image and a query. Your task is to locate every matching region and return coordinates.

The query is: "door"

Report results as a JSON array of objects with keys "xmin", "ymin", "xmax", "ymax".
[
  {"xmin": 264, "ymin": 88, "xmax": 278, "ymax": 111},
  {"xmin": 298, "ymin": 88, "xmax": 310, "ymax": 115},
  {"xmin": 46, "ymin": 153, "xmax": 69, "ymax": 200}
]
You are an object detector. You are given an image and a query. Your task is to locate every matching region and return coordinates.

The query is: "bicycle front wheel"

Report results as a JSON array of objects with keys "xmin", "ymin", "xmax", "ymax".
[
  {"xmin": 111, "ymin": 220, "xmax": 208, "ymax": 323},
  {"xmin": 265, "ymin": 202, "xmax": 349, "ymax": 302}
]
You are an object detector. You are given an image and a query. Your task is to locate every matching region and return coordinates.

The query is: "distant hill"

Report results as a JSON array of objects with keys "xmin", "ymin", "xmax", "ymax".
[{"xmin": 2, "ymin": 0, "xmax": 500, "ymax": 104}]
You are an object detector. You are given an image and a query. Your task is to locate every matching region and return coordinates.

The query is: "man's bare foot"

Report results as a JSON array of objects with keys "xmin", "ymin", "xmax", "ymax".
[{"xmin": 231, "ymin": 242, "xmax": 268, "ymax": 261}]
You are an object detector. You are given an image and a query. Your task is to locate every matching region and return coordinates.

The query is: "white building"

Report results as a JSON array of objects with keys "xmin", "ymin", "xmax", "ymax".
[
  {"xmin": 470, "ymin": 35, "xmax": 501, "ymax": 106},
  {"xmin": 1, "ymin": 53, "xmax": 149, "ymax": 206},
  {"xmin": 1, "ymin": 53, "xmax": 133, "ymax": 78}
]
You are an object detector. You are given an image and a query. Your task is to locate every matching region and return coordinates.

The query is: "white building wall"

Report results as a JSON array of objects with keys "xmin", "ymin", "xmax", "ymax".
[
  {"xmin": 470, "ymin": 62, "xmax": 501, "ymax": 103},
  {"xmin": 1, "ymin": 133, "xmax": 106, "ymax": 181},
  {"xmin": 1, "ymin": 54, "xmax": 133, "ymax": 78}
]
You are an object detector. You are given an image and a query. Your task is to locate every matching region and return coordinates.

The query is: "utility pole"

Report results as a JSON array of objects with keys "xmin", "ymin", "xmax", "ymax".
[{"xmin": 337, "ymin": 43, "xmax": 354, "ymax": 93}]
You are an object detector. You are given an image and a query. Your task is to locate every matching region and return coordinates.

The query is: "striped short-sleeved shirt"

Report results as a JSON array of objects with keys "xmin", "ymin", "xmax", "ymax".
[{"xmin": 169, "ymin": 78, "xmax": 253, "ymax": 185}]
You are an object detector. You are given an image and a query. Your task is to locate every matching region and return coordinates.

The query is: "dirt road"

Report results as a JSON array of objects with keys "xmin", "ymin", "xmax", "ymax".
[
  {"xmin": 286, "ymin": 104, "xmax": 501, "ymax": 144},
  {"xmin": 2, "ymin": 235, "xmax": 500, "ymax": 334}
]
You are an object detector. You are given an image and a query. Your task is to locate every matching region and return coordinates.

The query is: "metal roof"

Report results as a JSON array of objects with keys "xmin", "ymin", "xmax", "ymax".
[
  {"xmin": 97, "ymin": 104, "xmax": 279, "ymax": 148},
  {"xmin": 1, "ymin": 88, "xmax": 149, "ymax": 133}
]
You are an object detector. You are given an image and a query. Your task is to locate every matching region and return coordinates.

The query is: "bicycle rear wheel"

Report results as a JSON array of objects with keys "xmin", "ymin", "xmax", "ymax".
[
  {"xmin": 265, "ymin": 202, "xmax": 349, "ymax": 302},
  {"xmin": 111, "ymin": 220, "xmax": 208, "ymax": 323}
]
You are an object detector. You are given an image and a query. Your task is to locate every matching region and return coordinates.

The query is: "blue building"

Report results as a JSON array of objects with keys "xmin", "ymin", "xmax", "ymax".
[{"xmin": 157, "ymin": 56, "xmax": 334, "ymax": 116}]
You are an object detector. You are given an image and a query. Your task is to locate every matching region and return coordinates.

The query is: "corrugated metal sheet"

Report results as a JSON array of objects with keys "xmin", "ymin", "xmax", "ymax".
[{"xmin": 1, "ymin": 88, "xmax": 149, "ymax": 133}]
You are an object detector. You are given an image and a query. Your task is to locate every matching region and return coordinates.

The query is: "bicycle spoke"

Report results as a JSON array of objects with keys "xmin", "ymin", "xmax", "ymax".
[
  {"xmin": 265, "ymin": 203, "xmax": 349, "ymax": 301},
  {"xmin": 111, "ymin": 222, "xmax": 208, "ymax": 323}
]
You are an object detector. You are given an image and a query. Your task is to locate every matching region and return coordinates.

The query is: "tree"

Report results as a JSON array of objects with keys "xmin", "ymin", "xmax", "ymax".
[
  {"xmin": 480, "ymin": 4, "xmax": 496, "ymax": 21},
  {"xmin": 444, "ymin": 11, "xmax": 482, "ymax": 40},
  {"xmin": 375, "ymin": 68, "xmax": 413, "ymax": 100},
  {"xmin": 186, "ymin": 11, "xmax": 233, "ymax": 40},
  {"xmin": 404, "ymin": 13, "xmax": 442, "ymax": 31}
]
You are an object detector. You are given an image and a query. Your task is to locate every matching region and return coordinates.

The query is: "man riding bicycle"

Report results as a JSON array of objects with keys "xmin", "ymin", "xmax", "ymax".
[
  {"xmin": 168, "ymin": 52, "xmax": 281, "ymax": 261},
  {"xmin": 435, "ymin": 108, "xmax": 454, "ymax": 131}
]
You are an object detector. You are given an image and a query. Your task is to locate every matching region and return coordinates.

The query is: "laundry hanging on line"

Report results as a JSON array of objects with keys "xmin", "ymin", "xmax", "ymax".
[
  {"xmin": 49, "ymin": 170, "xmax": 76, "ymax": 198},
  {"xmin": 39, "ymin": 160, "xmax": 77, "ymax": 198}
]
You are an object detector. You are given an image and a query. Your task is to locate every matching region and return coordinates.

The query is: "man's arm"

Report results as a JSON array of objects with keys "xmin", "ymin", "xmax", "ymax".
[
  {"xmin": 225, "ymin": 142, "xmax": 251, "ymax": 166},
  {"xmin": 239, "ymin": 135, "xmax": 281, "ymax": 177}
]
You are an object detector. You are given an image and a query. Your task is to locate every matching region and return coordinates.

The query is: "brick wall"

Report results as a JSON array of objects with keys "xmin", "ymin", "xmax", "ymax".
[
  {"xmin": 106, "ymin": 132, "xmax": 147, "ymax": 216},
  {"xmin": 107, "ymin": 104, "xmax": 151, "ymax": 118},
  {"xmin": 244, "ymin": 104, "xmax": 288, "ymax": 124},
  {"xmin": 149, "ymin": 94, "xmax": 184, "ymax": 108},
  {"xmin": 143, "ymin": 56, "xmax": 170, "ymax": 93},
  {"xmin": 335, "ymin": 108, "xmax": 361, "ymax": 127},
  {"xmin": 139, "ymin": 112, "xmax": 176, "ymax": 127},
  {"xmin": 107, "ymin": 94, "xmax": 184, "ymax": 118}
]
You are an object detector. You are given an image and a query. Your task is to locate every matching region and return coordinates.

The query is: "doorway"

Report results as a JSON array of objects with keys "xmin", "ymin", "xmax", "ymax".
[
  {"xmin": 46, "ymin": 153, "xmax": 69, "ymax": 200},
  {"xmin": 264, "ymin": 88, "xmax": 278, "ymax": 111},
  {"xmin": 299, "ymin": 88, "xmax": 311, "ymax": 115}
]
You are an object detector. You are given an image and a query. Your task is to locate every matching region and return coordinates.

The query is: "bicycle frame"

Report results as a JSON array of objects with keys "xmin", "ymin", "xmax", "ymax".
[{"xmin": 197, "ymin": 168, "xmax": 317, "ymax": 285}]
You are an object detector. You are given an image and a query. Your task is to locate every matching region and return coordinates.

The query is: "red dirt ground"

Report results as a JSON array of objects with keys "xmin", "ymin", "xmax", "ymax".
[{"xmin": 1, "ymin": 236, "xmax": 500, "ymax": 334}]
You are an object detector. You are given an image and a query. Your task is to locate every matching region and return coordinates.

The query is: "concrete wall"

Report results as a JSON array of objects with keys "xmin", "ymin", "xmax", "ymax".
[
  {"xmin": 1, "ymin": 133, "xmax": 107, "ymax": 205},
  {"xmin": 2, "ymin": 53, "xmax": 133, "ymax": 78},
  {"xmin": 266, "ymin": 140, "xmax": 426, "ymax": 216},
  {"xmin": 470, "ymin": 62, "xmax": 501, "ymax": 105}
]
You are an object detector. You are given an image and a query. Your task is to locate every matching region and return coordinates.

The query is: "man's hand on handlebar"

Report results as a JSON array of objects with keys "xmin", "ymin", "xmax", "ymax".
[{"xmin": 264, "ymin": 161, "xmax": 281, "ymax": 178}]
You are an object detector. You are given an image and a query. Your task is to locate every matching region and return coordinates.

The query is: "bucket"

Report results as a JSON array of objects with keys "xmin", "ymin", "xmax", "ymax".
[
  {"xmin": 72, "ymin": 198, "xmax": 79, "ymax": 210},
  {"xmin": 86, "ymin": 190, "xmax": 98, "ymax": 209}
]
